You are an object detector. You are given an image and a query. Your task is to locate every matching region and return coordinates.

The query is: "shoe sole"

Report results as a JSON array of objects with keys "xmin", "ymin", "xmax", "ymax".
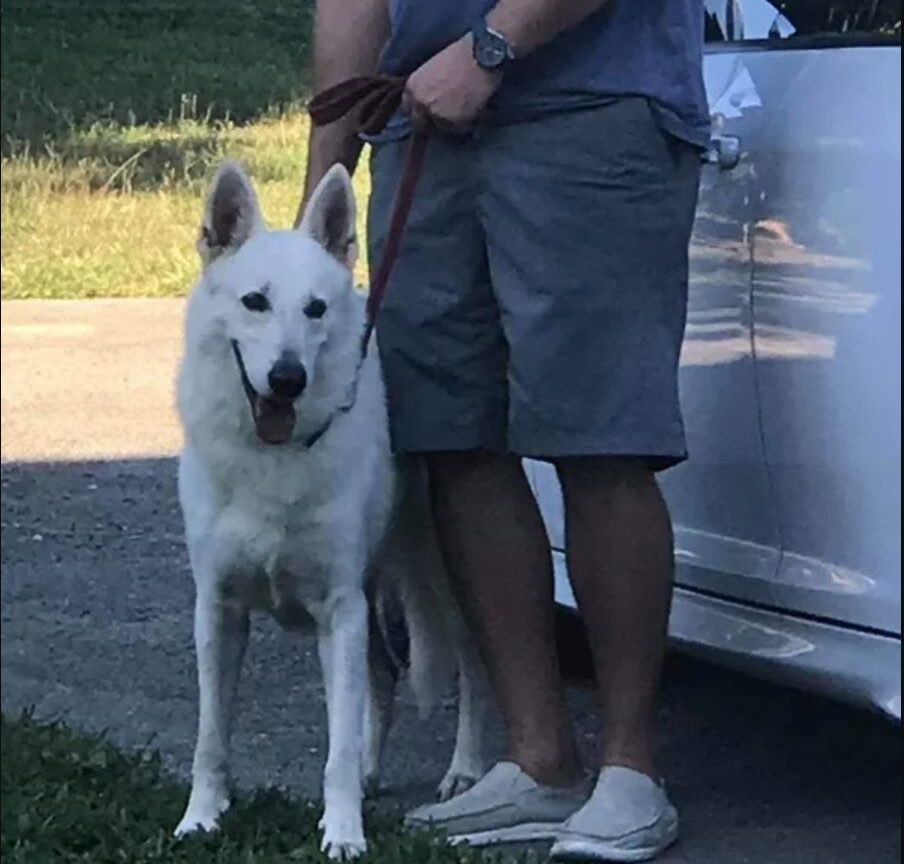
[
  {"xmin": 549, "ymin": 813, "xmax": 679, "ymax": 862},
  {"xmin": 447, "ymin": 821, "xmax": 565, "ymax": 846}
]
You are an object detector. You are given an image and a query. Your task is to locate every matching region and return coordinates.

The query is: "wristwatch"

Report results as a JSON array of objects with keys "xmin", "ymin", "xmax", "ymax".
[{"xmin": 471, "ymin": 16, "xmax": 515, "ymax": 72}]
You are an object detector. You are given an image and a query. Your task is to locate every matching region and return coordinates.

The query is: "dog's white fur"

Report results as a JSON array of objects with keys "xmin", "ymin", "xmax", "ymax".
[{"xmin": 173, "ymin": 160, "xmax": 491, "ymax": 858}]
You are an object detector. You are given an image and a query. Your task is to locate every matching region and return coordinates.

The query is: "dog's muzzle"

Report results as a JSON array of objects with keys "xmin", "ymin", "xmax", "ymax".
[{"xmin": 231, "ymin": 341, "xmax": 303, "ymax": 445}]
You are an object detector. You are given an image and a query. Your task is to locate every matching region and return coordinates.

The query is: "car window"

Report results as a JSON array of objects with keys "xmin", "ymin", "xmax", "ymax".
[{"xmin": 704, "ymin": 0, "xmax": 902, "ymax": 44}]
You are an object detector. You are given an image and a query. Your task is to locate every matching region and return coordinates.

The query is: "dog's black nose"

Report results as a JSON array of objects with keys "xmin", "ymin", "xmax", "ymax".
[{"xmin": 268, "ymin": 352, "xmax": 307, "ymax": 399}]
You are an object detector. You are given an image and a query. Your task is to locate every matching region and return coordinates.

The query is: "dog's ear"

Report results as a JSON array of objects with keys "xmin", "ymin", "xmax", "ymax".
[
  {"xmin": 197, "ymin": 160, "xmax": 263, "ymax": 266},
  {"xmin": 299, "ymin": 164, "xmax": 357, "ymax": 271}
]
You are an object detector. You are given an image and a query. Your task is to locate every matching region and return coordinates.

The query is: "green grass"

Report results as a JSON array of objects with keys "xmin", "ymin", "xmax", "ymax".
[
  {"xmin": 1, "ymin": 0, "xmax": 373, "ymax": 298},
  {"xmin": 1, "ymin": 712, "xmax": 511, "ymax": 864}
]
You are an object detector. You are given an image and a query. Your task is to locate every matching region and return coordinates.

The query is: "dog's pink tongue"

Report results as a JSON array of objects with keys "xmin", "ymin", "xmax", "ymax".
[{"xmin": 253, "ymin": 396, "xmax": 296, "ymax": 445}]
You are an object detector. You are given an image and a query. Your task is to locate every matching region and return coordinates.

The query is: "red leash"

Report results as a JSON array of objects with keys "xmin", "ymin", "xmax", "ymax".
[{"xmin": 308, "ymin": 76, "xmax": 427, "ymax": 354}]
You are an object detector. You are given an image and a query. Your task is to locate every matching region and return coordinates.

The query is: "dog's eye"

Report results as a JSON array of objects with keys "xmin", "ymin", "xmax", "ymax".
[
  {"xmin": 304, "ymin": 298, "xmax": 327, "ymax": 319},
  {"xmin": 241, "ymin": 292, "xmax": 270, "ymax": 312}
]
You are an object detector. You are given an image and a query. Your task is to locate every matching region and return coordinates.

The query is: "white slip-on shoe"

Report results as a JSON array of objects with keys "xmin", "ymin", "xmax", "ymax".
[
  {"xmin": 550, "ymin": 765, "xmax": 679, "ymax": 862},
  {"xmin": 404, "ymin": 761, "xmax": 591, "ymax": 846}
]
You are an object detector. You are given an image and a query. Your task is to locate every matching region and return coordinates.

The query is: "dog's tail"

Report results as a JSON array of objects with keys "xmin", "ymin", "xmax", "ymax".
[{"xmin": 374, "ymin": 459, "xmax": 459, "ymax": 718}]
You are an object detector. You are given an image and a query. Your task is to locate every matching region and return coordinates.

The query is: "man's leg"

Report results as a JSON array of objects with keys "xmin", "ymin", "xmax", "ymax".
[
  {"xmin": 425, "ymin": 449, "xmax": 582, "ymax": 787},
  {"xmin": 368, "ymin": 136, "xmax": 589, "ymax": 829},
  {"xmin": 556, "ymin": 456, "xmax": 674, "ymax": 778},
  {"xmin": 476, "ymin": 102, "xmax": 699, "ymax": 793}
]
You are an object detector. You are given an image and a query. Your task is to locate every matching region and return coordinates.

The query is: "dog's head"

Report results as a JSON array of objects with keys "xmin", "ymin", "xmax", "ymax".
[{"xmin": 195, "ymin": 159, "xmax": 358, "ymax": 445}]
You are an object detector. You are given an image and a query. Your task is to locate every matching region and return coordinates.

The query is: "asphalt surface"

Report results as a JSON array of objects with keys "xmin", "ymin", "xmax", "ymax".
[{"xmin": 1, "ymin": 299, "xmax": 901, "ymax": 864}]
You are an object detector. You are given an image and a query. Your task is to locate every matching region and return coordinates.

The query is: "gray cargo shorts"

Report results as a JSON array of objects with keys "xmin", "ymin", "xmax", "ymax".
[{"xmin": 367, "ymin": 97, "xmax": 701, "ymax": 468}]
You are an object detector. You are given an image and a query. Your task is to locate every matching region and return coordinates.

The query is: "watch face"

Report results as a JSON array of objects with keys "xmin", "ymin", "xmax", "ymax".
[{"xmin": 477, "ymin": 31, "xmax": 508, "ymax": 69}]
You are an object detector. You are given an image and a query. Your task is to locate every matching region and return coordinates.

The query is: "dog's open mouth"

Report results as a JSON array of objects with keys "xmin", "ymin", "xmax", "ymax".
[
  {"xmin": 251, "ymin": 395, "xmax": 296, "ymax": 445},
  {"xmin": 230, "ymin": 341, "xmax": 296, "ymax": 445}
]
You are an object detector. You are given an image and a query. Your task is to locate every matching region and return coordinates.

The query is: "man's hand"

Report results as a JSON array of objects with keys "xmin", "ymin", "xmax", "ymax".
[
  {"xmin": 403, "ymin": 36, "xmax": 501, "ymax": 134},
  {"xmin": 401, "ymin": 0, "xmax": 610, "ymax": 135}
]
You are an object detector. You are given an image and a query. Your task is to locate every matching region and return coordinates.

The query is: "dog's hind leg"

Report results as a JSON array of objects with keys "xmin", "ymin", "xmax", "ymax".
[
  {"xmin": 362, "ymin": 607, "xmax": 399, "ymax": 797},
  {"xmin": 176, "ymin": 585, "xmax": 249, "ymax": 836},
  {"xmin": 438, "ymin": 636, "xmax": 493, "ymax": 801},
  {"xmin": 317, "ymin": 587, "xmax": 369, "ymax": 859}
]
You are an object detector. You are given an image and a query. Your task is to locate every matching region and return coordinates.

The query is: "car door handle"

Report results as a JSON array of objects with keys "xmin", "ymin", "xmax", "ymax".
[{"xmin": 702, "ymin": 135, "xmax": 741, "ymax": 170}]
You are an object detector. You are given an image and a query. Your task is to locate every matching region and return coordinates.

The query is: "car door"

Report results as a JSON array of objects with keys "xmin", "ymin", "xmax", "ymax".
[
  {"xmin": 530, "ymin": 2, "xmax": 782, "ymax": 607},
  {"xmin": 740, "ymin": 0, "xmax": 902, "ymax": 633}
]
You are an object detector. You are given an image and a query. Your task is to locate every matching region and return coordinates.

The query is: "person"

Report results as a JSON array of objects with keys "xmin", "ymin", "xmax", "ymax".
[{"xmin": 301, "ymin": 1, "xmax": 709, "ymax": 859}]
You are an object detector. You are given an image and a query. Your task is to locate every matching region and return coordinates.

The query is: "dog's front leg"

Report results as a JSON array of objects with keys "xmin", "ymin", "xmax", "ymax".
[
  {"xmin": 176, "ymin": 585, "xmax": 249, "ymax": 836},
  {"xmin": 317, "ymin": 587, "xmax": 368, "ymax": 859}
]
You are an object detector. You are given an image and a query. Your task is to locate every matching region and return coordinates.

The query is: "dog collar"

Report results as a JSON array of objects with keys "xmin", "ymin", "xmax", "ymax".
[{"xmin": 303, "ymin": 417, "xmax": 332, "ymax": 448}]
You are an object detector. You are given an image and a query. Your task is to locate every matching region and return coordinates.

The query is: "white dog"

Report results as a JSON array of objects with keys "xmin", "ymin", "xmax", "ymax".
[{"xmin": 173, "ymin": 160, "xmax": 491, "ymax": 858}]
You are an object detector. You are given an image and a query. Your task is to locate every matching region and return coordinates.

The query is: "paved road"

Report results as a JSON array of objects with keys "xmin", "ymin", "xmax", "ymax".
[
  {"xmin": 1, "ymin": 299, "xmax": 184, "ymax": 462},
  {"xmin": 1, "ymin": 299, "xmax": 901, "ymax": 864}
]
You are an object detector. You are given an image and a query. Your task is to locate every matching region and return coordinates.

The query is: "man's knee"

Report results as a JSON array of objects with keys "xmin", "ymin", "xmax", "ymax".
[
  {"xmin": 554, "ymin": 455, "xmax": 656, "ymax": 498},
  {"xmin": 424, "ymin": 450, "xmax": 521, "ymax": 487}
]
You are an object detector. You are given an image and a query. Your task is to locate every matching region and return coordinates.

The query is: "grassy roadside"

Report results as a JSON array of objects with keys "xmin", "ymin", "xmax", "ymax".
[
  {"xmin": 1, "ymin": 0, "xmax": 372, "ymax": 298},
  {"xmin": 2, "ymin": 114, "xmax": 373, "ymax": 298},
  {"xmin": 1, "ymin": 711, "xmax": 506, "ymax": 864}
]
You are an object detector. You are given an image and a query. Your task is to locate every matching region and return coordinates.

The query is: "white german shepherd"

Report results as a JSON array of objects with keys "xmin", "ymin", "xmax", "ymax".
[{"xmin": 173, "ymin": 160, "xmax": 490, "ymax": 858}]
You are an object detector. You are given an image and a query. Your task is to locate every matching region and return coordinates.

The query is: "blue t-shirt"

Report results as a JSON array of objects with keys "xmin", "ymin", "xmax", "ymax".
[{"xmin": 377, "ymin": 0, "xmax": 710, "ymax": 148}]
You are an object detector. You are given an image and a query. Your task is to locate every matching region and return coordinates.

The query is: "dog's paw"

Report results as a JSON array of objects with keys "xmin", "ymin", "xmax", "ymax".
[
  {"xmin": 320, "ymin": 809, "xmax": 366, "ymax": 860},
  {"xmin": 174, "ymin": 792, "xmax": 230, "ymax": 837},
  {"xmin": 321, "ymin": 830, "xmax": 367, "ymax": 860},
  {"xmin": 174, "ymin": 809, "xmax": 222, "ymax": 837},
  {"xmin": 437, "ymin": 768, "xmax": 481, "ymax": 802}
]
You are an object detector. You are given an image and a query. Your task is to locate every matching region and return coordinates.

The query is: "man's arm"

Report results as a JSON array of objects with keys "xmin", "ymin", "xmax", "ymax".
[
  {"xmin": 486, "ymin": 0, "xmax": 609, "ymax": 59},
  {"xmin": 295, "ymin": 0, "xmax": 389, "ymax": 226},
  {"xmin": 405, "ymin": 0, "xmax": 609, "ymax": 133}
]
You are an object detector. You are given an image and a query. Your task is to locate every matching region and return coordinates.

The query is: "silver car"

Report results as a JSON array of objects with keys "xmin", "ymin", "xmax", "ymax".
[{"xmin": 529, "ymin": 0, "xmax": 902, "ymax": 720}]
